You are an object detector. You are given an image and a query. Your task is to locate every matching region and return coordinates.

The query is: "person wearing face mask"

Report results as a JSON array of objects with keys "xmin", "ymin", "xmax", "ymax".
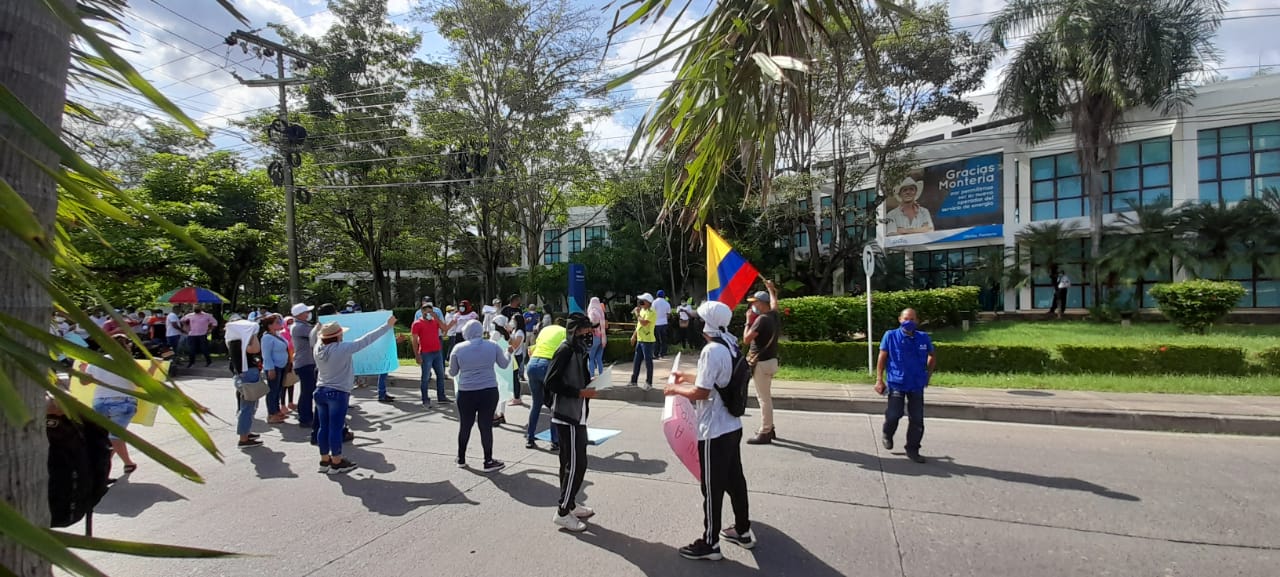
[
  {"xmin": 875, "ymin": 308, "xmax": 936, "ymax": 464},
  {"xmin": 742, "ymin": 279, "xmax": 781, "ymax": 445},
  {"xmin": 628, "ymin": 293, "xmax": 657, "ymax": 388},
  {"xmin": 448, "ymin": 319, "xmax": 509, "ymax": 473},
  {"xmin": 451, "ymin": 300, "xmax": 479, "ymax": 351},
  {"xmin": 544, "ymin": 313, "xmax": 600, "ymax": 532}
]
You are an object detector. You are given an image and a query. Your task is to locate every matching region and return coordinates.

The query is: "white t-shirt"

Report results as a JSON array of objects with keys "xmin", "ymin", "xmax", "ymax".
[
  {"xmin": 511, "ymin": 328, "xmax": 527, "ymax": 357},
  {"xmin": 452, "ymin": 312, "xmax": 478, "ymax": 335},
  {"xmin": 165, "ymin": 312, "xmax": 183, "ymax": 337},
  {"xmin": 694, "ymin": 341, "xmax": 743, "ymax": 441},
  {"xmin": 89, "ymin": 356, "xmax": 138, "ymax": 401},
  {"xmin": 653, "ymin": 298, "xmax": 671, "ymax": 326},
  {"xmin": 481, "ymin": 305, "xmax": 497, "ymax": 332},
  {"xmin": 886, "ymin": 205, "xmax": 934, "ymax": 235},
  {"xmin": 91, "ymin": 315, "xmax": 107, "ymax": 328},
  {"xmin": 677, "ymin": 304, "xmax": 693, "ymax": 322}
]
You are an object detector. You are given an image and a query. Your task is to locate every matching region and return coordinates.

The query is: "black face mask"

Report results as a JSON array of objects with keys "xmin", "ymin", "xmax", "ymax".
[{"xmin": 575, "ymin": 334, "xmax": 593, "ymax": 348}]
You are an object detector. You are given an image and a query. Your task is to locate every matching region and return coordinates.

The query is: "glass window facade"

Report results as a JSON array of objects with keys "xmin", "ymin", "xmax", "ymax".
[
  {"xmin": 794, "ymin": 199, "xmax": 809, "ymax": 248},
  {"xmin": 1198, "ymin": 121, "xmax": 1280, "ymax": 204},
  {"xmin": 1031, "ymin": 136, "xmax": 1172, "ymax": 220},
  {"xmin": 568, "ymin": 228, "xmax": 582, "ymax": 257},
  {"xmin": 844, "ymin": 188, "xmax": 877, "ymax": 243},
  {"xmin": 820, "ymin": 196, "xmax": 833, "ymax": 246},
  {"xmin": 1029, "ymin": 239, "xmax": 1093, "ymax": 309},
  {"xmin": 586, "ymin": 225, "xmax": 607, "ymax": 247},
  {"xmin": 912, "ymin": 246, "xmax": 1004, "ymax": 290},
  {"xmin": 543, "ymin": 229, "xmax": 561, "ymax": 264}
]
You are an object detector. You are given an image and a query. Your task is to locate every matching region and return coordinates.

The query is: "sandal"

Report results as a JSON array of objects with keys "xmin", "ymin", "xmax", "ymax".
[{"xmin": 122, "ymin": 464, "xmax": 138, "ymax": 475}]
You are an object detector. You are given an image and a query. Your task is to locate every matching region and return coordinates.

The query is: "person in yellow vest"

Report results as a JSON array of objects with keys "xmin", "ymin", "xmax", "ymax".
[
  {"xmin": 629, "ymin": 293, "xmax": 657, "ymax": 389},
  {"xmin": 525, "ymin": 320, "xmax": 567, "ymax": 450}
]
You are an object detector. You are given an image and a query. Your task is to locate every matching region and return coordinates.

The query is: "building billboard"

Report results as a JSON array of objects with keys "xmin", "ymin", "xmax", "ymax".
[{"xmin": 884, "ymin": 153, "xmax": 1003, "ymax": 247}]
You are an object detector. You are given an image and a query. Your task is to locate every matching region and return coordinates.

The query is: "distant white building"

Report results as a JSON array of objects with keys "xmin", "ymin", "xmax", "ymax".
[{"xmin": 523, "ymin": 205, "xmax": 610, "ymax": 267}]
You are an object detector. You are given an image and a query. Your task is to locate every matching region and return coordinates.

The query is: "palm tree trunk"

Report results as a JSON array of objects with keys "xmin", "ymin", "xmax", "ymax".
[{"xmin": 0, "ymin": 2, "xmax": 73, "ymax": 575}]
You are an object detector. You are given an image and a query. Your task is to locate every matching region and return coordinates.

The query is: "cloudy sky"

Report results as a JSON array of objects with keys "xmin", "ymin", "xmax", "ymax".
[{"xmin": 75, "ymin": 0, "xmax": 1278, "ymax": 155}]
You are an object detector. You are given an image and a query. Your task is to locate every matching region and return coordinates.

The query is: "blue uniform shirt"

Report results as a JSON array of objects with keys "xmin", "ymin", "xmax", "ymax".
[{"xmin": 880, "ymin": 328, "xmax": 935, "ymax": 392}]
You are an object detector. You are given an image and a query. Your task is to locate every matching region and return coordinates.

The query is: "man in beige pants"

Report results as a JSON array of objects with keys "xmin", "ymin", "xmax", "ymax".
[{"xmin": 743, "ymin": 279, "xmax": 780, "ymax": 445}]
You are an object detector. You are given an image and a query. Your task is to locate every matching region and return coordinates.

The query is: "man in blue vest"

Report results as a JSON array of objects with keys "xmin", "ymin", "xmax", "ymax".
[{"xmin": 875, "ymin": 308, "xmax": 936, "ymax": 463}]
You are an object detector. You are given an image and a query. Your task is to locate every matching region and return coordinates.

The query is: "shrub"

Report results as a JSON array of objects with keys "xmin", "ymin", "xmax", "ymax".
[
  {"xmin": 1148, "ymin": 280, "xmax": 1245, "ymax": 334},
  {"xmin": 779, "ymin": 286, "xmax": 980, "ymax": 342},
  {"xmin": 940, "ymin": 345, "xmax": 1053, "ymax": 374},
  {"xmin": 780, "ymin": 341, "xmax": 866, "ymax": 368},
  {"xmin": 604, "ymin": 338, "xmax": 632, "ymax": 363},
  {"xmin": 1058, "ymin": 345, "xmax": 1248, "ymax": 376},
  {"xmin": 1260, "ymin": 347, "xmax": 1280, "ymax": 372}
]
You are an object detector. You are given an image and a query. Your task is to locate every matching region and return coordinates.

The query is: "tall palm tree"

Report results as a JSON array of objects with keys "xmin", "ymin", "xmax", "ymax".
[
  {"xmin": 599, "ymin": 1, "xmax": 911, "ymax": 229},
  {"xmin": 2, "ymin": 1, "xmax": 243, "ymax": 575},
  {"xmin": 989, "ymin": 0, "xmax": 1225, "ymax": 298},
  {"xmin": 1014, "ymin": 221, "xmax": 1084, "ymax": 286}
]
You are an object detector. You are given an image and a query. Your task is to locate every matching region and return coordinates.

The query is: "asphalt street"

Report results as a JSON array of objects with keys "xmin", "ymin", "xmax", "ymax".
[{"xmin": 62, "ymin": 377, "xmax": 1280, "ymax": 577}]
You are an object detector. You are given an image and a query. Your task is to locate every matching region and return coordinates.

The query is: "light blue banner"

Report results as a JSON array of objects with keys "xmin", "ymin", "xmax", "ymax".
[{"xmin": 318, "ymin": 311, "xmax": 399, "ymax": 376}]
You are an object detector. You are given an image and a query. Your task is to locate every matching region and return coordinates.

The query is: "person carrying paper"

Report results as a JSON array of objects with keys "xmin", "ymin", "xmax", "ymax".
[
  {"xmin": 544, "ymin": 312, "xmax": 599, "ymax": 532},
  {"xmin": 664, "ymin": 301, "xmax": 755, "ymax": 561}
]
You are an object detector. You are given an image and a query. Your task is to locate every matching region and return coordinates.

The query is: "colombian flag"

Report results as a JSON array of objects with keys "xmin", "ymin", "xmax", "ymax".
[{"xmin": 706, "ymin": 227, "xmax": 759, "ymax": 308}]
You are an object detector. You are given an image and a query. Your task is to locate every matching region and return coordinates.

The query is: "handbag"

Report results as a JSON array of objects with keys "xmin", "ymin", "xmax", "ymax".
[
  {"xmin": 237, "ymin": 368, "xmax": 269, "ymax": 401},
  {"xmin": 282, "ymin": 369, "xmax": 299, "ymax": 389}
]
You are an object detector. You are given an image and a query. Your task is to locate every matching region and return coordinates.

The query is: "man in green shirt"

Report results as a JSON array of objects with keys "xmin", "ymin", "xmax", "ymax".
[{"xmin": 629, "ymin": 293, "xmax": 657, "ymax": 388}]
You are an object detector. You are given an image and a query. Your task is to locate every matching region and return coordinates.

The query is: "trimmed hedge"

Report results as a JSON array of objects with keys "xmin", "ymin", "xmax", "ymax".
[
  {"xmin": 1262, "ymin": 347, "xmax": 1280, "ymax": 372},
  {"xmin": 777, "ymin": 341, "xmax": 1050, "ymax": 374},
  {"xmin": 1058, "ymin": 345, "xmax": 1248, "ymax": 376},
  {"xmin": 779, "ymin": 286, "xmax": 980, "ymax": 342},
  {"xmin": 778, "ymin": 341, "xmax": 1247, "ymax": 375}
]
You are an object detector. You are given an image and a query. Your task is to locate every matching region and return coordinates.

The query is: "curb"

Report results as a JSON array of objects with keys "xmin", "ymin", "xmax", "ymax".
[{"xmin": 208, "ymin": 372, "xmax": 1274, "ymax": 437}]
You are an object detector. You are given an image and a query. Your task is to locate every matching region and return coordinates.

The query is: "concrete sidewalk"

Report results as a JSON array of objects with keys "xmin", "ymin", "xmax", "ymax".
[
  {"xmin": 172, "ymin": 358, "xmax": 1280, "ymax": 436},
  {"xmin": 376, "ymin": 356, "xmax": 1280, "ymax": 437}
]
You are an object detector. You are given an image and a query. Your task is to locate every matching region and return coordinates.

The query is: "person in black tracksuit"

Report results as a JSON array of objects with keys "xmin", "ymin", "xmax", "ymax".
[{"xmin": 544, "ymin": 312, "xmax": 599, "ymax": 532}]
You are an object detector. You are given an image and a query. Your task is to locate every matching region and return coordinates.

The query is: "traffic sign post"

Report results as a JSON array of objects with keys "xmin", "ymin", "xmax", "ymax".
[{"xmin": 863, "ymin": 246, "xmax": 876, "ymax": 375}]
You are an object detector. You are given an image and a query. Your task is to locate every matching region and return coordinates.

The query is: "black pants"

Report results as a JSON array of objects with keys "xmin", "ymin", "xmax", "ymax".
[
  {"xmin": 655, "ymin": 325, "xmax": 668, "ymax": 358},
  {"xmin": 186, "ymin": 334, "xmax": 211, "ymax": 365},
  {"xmin": 883, "ymin": 389, "xmax": 925, "ymax": 452},
  {"xmin": 514, "ymin": 353, "xmax": 527, "ymax": 397},
  {"xmin": 698, "ymin": 428, "xmax": 750, "ymax": 546},
  {"xmin": 555, "ymin": 423, "xmax": 589, "ymax": 516},
  {"xmin": 1049, "ymin": 288, "xmax": 1068, "ymax": 315},
  {"xmin": 457, "ymin": 387, "xmax": 499, "ymax": 462}
]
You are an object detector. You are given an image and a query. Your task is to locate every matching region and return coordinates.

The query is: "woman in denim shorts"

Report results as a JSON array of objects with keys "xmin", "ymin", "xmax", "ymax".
[{"xmin": 90, "ymin": 334, "xmax": 140, "ymax": 476}]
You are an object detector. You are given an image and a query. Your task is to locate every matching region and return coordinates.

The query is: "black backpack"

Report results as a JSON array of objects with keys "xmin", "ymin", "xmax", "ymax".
[
  {"xmin": 711, "ymin": 338, "xmax": 752, "ymax": 417},
  {"xmin": 47, "ymin": 414, "xmax": 113, "ymax": 530}
]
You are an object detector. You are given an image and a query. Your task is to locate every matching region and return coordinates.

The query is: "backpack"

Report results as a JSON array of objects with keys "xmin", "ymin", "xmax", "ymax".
[
  {"xmin": 47, "ymin": 414, "xmax": 112, "ymax": 530},
  {"xmin": 711, "ymin": 338, "xmax": 752, "ymax": 417}
]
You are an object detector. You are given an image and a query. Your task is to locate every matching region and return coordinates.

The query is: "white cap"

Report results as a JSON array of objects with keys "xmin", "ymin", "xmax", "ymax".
[
  {"xmin": 291, "ymin": 303, "xmax": 314, "ymax": 317},
  {"xmin": 637, "ymin": 293, "xmax": 654, "ymax": 303}
]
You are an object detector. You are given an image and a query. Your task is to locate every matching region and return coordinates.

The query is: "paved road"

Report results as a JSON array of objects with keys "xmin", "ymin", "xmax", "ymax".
[{"xmin": 65, "ymin": 377, "xmax": 1280, "ymax": 577}]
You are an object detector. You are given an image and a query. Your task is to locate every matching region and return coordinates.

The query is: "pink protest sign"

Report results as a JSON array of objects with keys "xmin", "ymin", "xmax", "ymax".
[
  {"xmin": 662, "ymin": 353, "xmax": 701, "ymax": 481},
  {"xmin": 663, "ymin": 395, "xmax": 701, "ymax": 481}
]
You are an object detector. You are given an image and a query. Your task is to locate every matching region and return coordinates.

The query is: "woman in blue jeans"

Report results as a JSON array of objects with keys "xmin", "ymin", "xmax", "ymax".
[
  {"xmin": 447, "ymin": 320, "xmax": 509, "ymax": 472},
  {"xmin": 314, "ymin": 314, "xmax": 396, "ymax": 475},
  {"xmin": 259, "ymin": 314, "xmax": 290, "ymax": 424},
  {"xmin": 524, "ymin": 323, "xmax": 567, "ymax": 450},
  {"xmin": 90, "ymin": 334, "xmax": 141, "ymax": 476},
  {"xmin": 226, "ymin": 324, "xmax": 265, "ymax": 449}
]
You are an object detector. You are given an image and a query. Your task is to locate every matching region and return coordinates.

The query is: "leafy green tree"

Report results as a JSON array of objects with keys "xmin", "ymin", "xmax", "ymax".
[{"xmin": 989, "ymin": 0, "xmax": 1225, "ymax": 295}]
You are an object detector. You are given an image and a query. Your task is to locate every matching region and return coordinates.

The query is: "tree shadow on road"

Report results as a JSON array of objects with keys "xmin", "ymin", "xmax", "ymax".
[
  {"xmin": 571, "ymin": 521, "xmax": 845, "ymax": 577},
  {"xmin": 329, "ymin": 474, "xmax": 478, "ymax": 517},
  {"xmin": 94, "ymin": 478, "xmax": 186, "ymax": 518},
  {"xmin": 773, "ymin": 439, "xmax": 1139, "ymax": 502}
]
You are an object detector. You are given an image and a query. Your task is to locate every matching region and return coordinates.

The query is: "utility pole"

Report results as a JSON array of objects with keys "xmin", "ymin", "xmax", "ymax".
[{"xmin": 230, "ymin": 30, "xmax": 315, "ymax": 304}]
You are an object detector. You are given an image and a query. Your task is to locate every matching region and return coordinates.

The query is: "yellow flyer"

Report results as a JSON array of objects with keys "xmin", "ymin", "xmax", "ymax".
[{"xmin": 68, "ymin": 359, "xmax": 167, "ymax": 427}]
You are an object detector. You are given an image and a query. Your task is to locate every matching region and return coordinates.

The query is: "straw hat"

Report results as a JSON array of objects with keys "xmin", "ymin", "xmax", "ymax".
[{"xmin": 319, "ymin": 321, "xmax": 348, "ymax": 338}]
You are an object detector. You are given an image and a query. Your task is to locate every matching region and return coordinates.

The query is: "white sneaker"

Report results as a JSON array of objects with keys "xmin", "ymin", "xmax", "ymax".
[
  {"xmin": 554, "ymin": 512, "xmax": 587, "ymax": 532},
  {"xmin": 572, "ymin": 505, "xmax": 595, "ymax": 519}
]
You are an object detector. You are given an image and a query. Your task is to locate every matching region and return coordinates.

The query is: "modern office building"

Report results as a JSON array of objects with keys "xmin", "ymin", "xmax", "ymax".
[{"xmin": 799, "ymin": 74, "xmax": 1280, "ymax": 311}]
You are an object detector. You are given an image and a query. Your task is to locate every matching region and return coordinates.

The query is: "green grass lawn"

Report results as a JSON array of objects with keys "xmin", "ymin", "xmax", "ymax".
[
  {"xmin": 776, "ymin": 365, "xmax": 1280, "ymax": 395},
  {"xmin": 926, "ymin": 321, "xmax": 1280, "ymax": 356}
]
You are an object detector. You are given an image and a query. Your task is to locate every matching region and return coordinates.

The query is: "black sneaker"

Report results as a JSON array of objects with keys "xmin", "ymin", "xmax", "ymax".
[
  {"xmin": 437, "ymin": 397, "xmax": 452, "ymax": 404},
  {"xmin": 721, "ymin": 528, "xmax": 757, "ymax": 549},
  {"xmin": 456, "ymin": 457, "xmax": 466, "ymax": 468},
  {"xmin": 248, "ymin": 433, "xmax": 261, "ymax": 440},
  {"xmin": 549, "ymin": 443, "xmax": 559, "ymax": 452},
  {"xmin": 906, "ymin": 451, "xmax": 926, "ymax": 464},
  {"xmin": 493, "ymin": 415, "xmax": 506, "ymax": 426},
  {"xmin": 328, "ymin": 460, "xmax": 358, "ymax": 475},
  {"xmin": 238, "ymin": 438, "xmax": 263, "ymax": 449},
  {"xmin": 482, "ymin": 459, "xmax": 506, "ymax": 473},
  {"xmin": 378, "ymin": 395, "xmax": 396, "ymax": 403},
  {"xmin": 882, "ymin": 435, "xmax": 893, "ymax": 450},
  {"xmin": 343, "ymin": 429, "xmax": 355, "ymax": 442},
  {"xmin": 678, "ymin": 540, "xmax": 723, "ymax": 561},
  {"xmin": 525, "ymin": 440, "xmax": 536, "ymax": 449}
]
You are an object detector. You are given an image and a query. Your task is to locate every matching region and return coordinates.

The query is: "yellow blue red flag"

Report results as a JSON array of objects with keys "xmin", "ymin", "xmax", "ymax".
[{"xmin": 706, "ymin": 227, "xmax": 759, "ymax": 308}]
